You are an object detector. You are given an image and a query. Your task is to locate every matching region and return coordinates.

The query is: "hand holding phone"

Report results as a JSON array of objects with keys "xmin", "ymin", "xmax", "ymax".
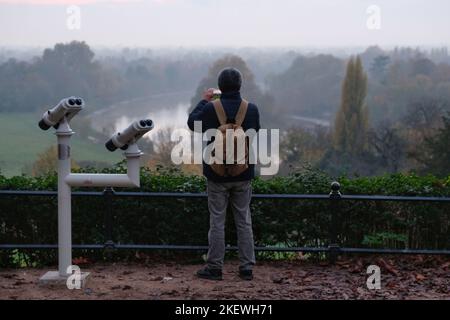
[
  {"xmin": 202, "ymin": 88, "xmax": 215, "ymax": 102},
  {"xmin": 212, "ymin": 89, "xmax": 222, "ymax": 100}
]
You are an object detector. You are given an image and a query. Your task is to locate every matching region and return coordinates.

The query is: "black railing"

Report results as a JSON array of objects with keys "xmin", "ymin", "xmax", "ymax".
[{"xmin": 0, "ymin": 182, "xmax": 449, "ymax": 264}]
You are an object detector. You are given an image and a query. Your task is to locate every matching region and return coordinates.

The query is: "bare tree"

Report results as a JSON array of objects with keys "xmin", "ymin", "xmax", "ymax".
[{"xmin": 368, "ymin": 123, "xmax": 406, "ymax": 172}]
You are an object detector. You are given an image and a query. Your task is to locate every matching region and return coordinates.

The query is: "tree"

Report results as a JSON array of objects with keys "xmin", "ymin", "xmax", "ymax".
[
  {"xmin": 410, "ymin": 58, "xmax": 436, "ymax": 76},
  {"xmin": 37, "ymin": 41, "xmax": 98, "ymax": 100},
  {"xmin": 413, "ymin": 112, "xmax": 450, "ymax": 176},
  {"xmin": 32, "ymin": 145, "xmax": 79, "ymax": 177},
  {"xmin": 269, "ymin": 54, "xmax": 345, "ymax": 119},
  {"xmin": 370, "ymin": 55, "xmax": 390, "ymax": 82},
  {"xmin": 280, "ymin": 126, "xmax": 330, "ymax": 173},
  {"xmin": 150, "ymin": 128, "xmax": 178, "ymax": 166},
  {"xmin": 145, "ymin": 128, "xmax": 202, "ymax": 175},
  {"xmin": 368, "ymin": 124, "xmax": 406, "ymax": 172},
  {"xmin": 333, "ymin": 56, "xmax": 370, "ymax": 155},
  {"xmin": 0, "ymin": 41, "xmax": 123, "ymax": 113}
]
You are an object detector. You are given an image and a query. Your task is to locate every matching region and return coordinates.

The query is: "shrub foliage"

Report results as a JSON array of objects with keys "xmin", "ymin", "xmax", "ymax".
[{"xmin": 0, "ymin": 166, "xmax": 449, "ymax": 267}]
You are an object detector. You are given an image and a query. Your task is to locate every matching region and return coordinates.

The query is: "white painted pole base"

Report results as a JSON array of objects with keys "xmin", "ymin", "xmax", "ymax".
[
  {"xmin": 39, "ymin": 271, "xmax": 90, "ymax": 288},
  {"xmin": 56, "ymin": 120, "xmax": 73, "ymax": 278}
]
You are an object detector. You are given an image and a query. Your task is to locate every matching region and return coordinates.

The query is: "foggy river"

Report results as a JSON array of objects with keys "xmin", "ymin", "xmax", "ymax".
[
  {"xmin": 88, "ymin": 90, "xmax": 193, "ymax": 141},
  {"xmin": 89, "ymin": 90, "xmax": 331, "ymax": 143}
]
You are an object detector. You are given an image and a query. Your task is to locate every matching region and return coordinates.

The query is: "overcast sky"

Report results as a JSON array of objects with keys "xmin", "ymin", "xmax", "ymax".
[{"xmin": 1, "ymin": 0, "xmax": 449, "ymax": 48}]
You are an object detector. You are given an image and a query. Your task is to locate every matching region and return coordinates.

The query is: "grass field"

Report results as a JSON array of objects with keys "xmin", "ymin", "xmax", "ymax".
[{"xmin": 0, "ymin": 113, "xmax": 121, "ymax": 177}]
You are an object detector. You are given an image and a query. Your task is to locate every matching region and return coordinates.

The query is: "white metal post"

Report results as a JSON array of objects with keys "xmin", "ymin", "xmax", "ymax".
[
  {"xmin": 64, "ymin": 143, "xmax": 142, "ymax": 188},
  {"xmin": 39, "ymin": 119, "xmax": 145, "ymax": 286},
  {"xmin": 56, "ymin": 118, "xmax": 74, "ymax": 277}
]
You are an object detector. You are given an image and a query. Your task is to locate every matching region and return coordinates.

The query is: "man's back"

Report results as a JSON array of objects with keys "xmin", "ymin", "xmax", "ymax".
[{"xmin": 188, "ymin": 90, "xmax": 260, "ymax": 182}]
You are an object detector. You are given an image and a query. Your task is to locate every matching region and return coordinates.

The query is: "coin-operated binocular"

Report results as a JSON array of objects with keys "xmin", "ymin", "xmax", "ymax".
[
  {"xmin": 37, "ymin": 97, "xmax": 154, "ymax": 286},
  {"xmin": 38, "ymin": 97, "xmax": 84, "ymax": 130},
  {"xmin": 105, "ymin": 119, "xmax": 154, "ymax": 152}
]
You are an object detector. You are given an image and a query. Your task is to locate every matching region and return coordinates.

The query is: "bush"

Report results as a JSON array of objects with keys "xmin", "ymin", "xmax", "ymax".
[{"xmin": 0, "ymin": 166, "xmax": 449, "ymax": 267}]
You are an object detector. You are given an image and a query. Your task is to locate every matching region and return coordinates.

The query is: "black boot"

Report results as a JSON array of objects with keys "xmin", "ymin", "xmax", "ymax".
[
  {"xmin": 239, "ymin": 269, "xmax": 253, "ymax": 281},
  {"xmin": 196, "ymin": 267, "xmax": 223, "ymax": 280}
]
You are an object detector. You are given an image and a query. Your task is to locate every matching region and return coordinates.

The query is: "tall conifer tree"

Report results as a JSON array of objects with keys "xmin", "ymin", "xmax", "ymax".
[{"xmin": 333, "ymin": 56, "xmax": 369, "ymax": 154}]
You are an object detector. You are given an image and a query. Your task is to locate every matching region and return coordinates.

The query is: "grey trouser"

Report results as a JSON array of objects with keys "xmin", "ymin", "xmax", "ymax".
[{"xmin": 206, "ymin": 179, "xmax": 256, "ymax": 271}]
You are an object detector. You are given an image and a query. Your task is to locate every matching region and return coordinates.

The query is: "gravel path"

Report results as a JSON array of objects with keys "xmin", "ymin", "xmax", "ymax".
[{"xmin": 0, "ymin": 256, "xmax": 449, "ymax": 300}]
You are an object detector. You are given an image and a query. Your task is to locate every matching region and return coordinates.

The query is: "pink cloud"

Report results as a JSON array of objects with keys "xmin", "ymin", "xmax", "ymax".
[{"xmin": 0, "ymin": 0, "xmax": 143, "ymax": 5}]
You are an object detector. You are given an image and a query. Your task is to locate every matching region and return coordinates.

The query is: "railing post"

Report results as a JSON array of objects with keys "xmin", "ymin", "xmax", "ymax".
[
  {"xmin": 328, "ymin": 181, "xmax": 342, "ymax": 264},
  {"xmin": 103, "ymin": 187, "xmax": 116, "ymax": 258}
]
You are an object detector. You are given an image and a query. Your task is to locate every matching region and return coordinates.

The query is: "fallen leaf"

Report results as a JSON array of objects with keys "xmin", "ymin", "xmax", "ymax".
[
  {"xmin": 271, "ymin": 275, "xmax": 287, "ymax": 284},
  {"xmin": 162, "ymin": 289, "xmax": 178, "ymax": 295},
  {"xmin": 377, "ymin": 258, "xmax": 399, "ymax": 276},
  {"xmin": 350, "ymin": 259, "xmax": 364, "ymax": 273},
  {"xmin": 356, "ymin": 287, "xmax": 366, "ymax": 297},
  {"xmin": 415, "ymin": 274, "xmax": 426, "ymax": 281},
  {"xmin": 386, "ymin": 281, "xmax": 397, "ymax": 289},
  {"xmin": 72, "ymin": 257, "xmax": 89, "ymax": 265}
]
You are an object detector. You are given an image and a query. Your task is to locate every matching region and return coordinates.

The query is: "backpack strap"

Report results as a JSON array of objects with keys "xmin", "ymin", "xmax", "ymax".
[
  {"xmin": 213, "ymin": 98, "xmax": 249, "ymax": 126},
  {"xmin": 212, "ymin": 99, "xmax": 227, "ymax": 126},
  {"xmin": 235, "ymin": 99, "xmax": 249, "ymax": 126}
]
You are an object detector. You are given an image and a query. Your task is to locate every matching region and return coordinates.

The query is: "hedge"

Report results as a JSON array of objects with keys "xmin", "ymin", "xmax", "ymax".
[{"xmin": 0, "ymin": 165, "xmax": 449, "ymax": 267}]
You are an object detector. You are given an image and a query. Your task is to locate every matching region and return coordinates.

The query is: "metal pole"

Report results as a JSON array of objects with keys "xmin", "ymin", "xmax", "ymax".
[
  {"xmin": 103, "ymin": 187, "xmax": 115, "ymax": 257},
  {"xmin": 55, "ymin": 118, "xmax": 74, "ymax": 277},
  {"xmin": 328, "ymin": 181, "xmax": 342, "ymax": 264}
]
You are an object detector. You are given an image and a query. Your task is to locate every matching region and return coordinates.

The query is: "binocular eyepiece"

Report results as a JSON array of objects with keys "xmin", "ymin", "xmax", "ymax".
[
  {"xmin": 68, "ymin": 98, "xmax": 83, "ymax": 106},
  {"xmin": 139, "ymin": 119, "xmax": 153, "ymax": 128}
]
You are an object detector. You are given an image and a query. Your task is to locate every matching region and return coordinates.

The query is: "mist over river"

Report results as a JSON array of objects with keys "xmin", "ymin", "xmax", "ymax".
[
  {"xmin": 88, "ymin": 90, "xmax": 193, "ymax": 142},
  {"xmin": 88, "ymin": 89, "xmax": 332, "ymax": 144}
]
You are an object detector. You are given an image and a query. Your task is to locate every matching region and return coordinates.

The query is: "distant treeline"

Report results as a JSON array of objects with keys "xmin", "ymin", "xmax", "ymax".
[
  {"xmin": 2, "ymin": 41, "xmax": 450, "ymax": 125},
  {"xmin": 2, "ymin": 41, "xmax": 450, "ymax": 177},
  {"xmin": 0, "ymin": 41, "xmax": 208, "ymax": 113},
  {"xmin": 270, "ymin": 46, "xmax": 450, "ymax": 123}
]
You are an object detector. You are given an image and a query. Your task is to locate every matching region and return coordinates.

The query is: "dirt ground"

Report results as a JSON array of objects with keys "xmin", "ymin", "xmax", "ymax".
[{"xmin": 0, "ymin": 256, "xmax": 449, "ymax": 300}]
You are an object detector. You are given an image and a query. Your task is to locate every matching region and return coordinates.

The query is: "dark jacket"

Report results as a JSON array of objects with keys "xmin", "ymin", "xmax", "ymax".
[{"xmin": 187, "ymin": 91, "xmax": 261, "ymax": 182}]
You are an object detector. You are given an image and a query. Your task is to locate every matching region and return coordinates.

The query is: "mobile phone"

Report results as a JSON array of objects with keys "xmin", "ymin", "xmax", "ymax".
[{"xmin": 212, "ymin": 89, "xmax": 221, "ymax": 100}]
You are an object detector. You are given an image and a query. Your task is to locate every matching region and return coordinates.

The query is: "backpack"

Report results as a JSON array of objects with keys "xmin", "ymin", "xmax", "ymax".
[{"xmin": 210, "ymin": 99, "xmax": 249, "ymax": 177}]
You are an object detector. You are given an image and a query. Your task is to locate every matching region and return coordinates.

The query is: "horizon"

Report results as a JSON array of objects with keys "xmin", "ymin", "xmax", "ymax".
[
  {"xmin": 2, "ymin": 44, "xmax": 449, "ymax": 61},
  {"xmin": 1, "ymin": 0, "xmax": 450, "ymax": 48}
]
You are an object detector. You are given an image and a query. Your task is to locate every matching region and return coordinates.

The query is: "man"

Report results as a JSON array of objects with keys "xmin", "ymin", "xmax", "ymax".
[{"xmin": 188, "ymin": 67, "xmax": 260, "ymax": 281}]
